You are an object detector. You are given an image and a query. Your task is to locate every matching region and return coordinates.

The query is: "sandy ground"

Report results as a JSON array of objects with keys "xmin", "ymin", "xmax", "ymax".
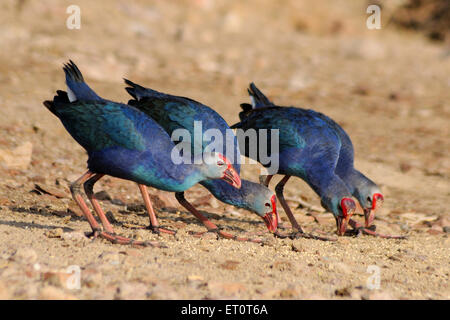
[{"xmin": 0, "ymin": 0, "xmax": 448, "ymax": 299}]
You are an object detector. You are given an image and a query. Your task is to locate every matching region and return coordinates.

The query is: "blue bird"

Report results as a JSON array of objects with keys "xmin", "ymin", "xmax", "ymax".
[
  {"xmin": 240, "ymin": 84, "xmax": 407, "ymax": 239},
  {"xmin": 124, "ymin": 79, "xmax": 279, "ymax": 240},
  {"xmin": 311, "ymin": 111, "xmax": 383, "ymax": 228},
  {"xmin": 232, "ymin": 83, "xmax": 358, "ymax": 236},
  {"xmin": 43, "ymin": 61, "xmax": 241, "ymax": 246}
]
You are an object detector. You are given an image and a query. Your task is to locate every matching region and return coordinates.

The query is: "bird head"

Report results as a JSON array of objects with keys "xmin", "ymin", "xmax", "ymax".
[
  {"xmin": 241, "ymin": 181, "xmax": 278, "ymax": 232},
  {"xmin": 200, "ymin": 152, "xmax": 241, "ymax": 189},
  {"xmin": 354, "ymin": 182, "xmax": 384, "ymax": 227},
  {"xmin": 322, "ymin": 196, "xmax": 356, "ymax": 236}
]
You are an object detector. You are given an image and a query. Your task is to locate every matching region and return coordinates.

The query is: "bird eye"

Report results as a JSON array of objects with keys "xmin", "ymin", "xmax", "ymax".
[
  {"xmin": 367, "ymin": 196, "xmax": 372, "ymax": 202},
  {"xmin": 265, "ymin": 203, "xmax": 271, "ymax": 207},
  {"xmin": 217, "ymin": 161, "xmax": 225, "ymax": 166}
]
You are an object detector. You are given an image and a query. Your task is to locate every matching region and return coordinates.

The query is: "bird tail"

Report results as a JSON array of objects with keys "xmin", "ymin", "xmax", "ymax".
[
  {"xmin": 232, "ymin": 83, "xmax": 276, "ymax": 128},
  {"xmin": 234, "ymin": 88, "xmax": 266, "ymax": 129},
  {"xmin": 43, "ymin": 90, "xmax": 71, "ymax": 116},
  {"xmin": 247, "ymin": 82, "xmax": 274, "ymax": 108},
  {"xmin": 124, "ymin": 79, "xmax": 167, "ymax": 105},
  {"xmin": 63, "ymin": 60, "xmax": 101, "ymax": 102}
]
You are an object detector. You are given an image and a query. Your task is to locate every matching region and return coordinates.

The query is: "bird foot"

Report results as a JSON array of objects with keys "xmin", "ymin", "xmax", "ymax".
[
  {"xmin": 346, "ymin": 220, "xmax": 407, "ymax": 239},
  {"xmin": 86, "ymin": 228, "xmax": 102, "ymax": 239},
  {"xmin": 89, "ymin": 230, "xmax": 166, "ymax": 247},
  {"xmin": 189, "ymin": 228, "xmax": 263, "ymax": 243},
  {"xmin": 274, "ymin": 230, "xmax": 337, "ymax": 241},
  {"xmin": 124, "ymin": 224, "xmax": 177, "ymax": 236},
  {"xmin": 345, "ymin": 228, "xmax": 407, "ymax": 239},
  {"xmin": 146, "ymin": 225, "xmax": 177, "ymax": 236}
]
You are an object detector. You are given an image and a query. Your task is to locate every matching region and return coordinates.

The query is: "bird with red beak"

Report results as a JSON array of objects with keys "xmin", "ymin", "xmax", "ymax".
[
  {"xmin": 312, "ymin": 111, "xmax": 386, "ymax": 229},
  {"xmin": 355, "ymin": 185, "xmax": 384, "ymax": 227},
  {"xmin": 320, "ymin": 196, "xmax": 357, "ymax": 236},
  {"xmin": 232, "ymin": 83, "xmax": 362, "ymax": 239},
  {"xmin": 124, "ymin": 78, "xmax": 278, "ymax": 240}
]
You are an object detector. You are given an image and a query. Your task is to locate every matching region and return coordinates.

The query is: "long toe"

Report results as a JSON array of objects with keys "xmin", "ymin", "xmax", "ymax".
[
  {"xmin": 292, "ymin": 231, "xmax": 337, "ymax": 241},
  {"xmin": 345, "ymin": 228, "xmax": 408, "ymax": 239},
  {"xmin": 217, "ymin": 229, "xmax": 264, "ymax": 243},
  {"xmin": 274, "ymin": 230, "xmax": 337, "ymax": 241},
  {"xmin": 347, "ymin": 220, "xmax": 406, "ymax": 239},
  {"xmin": 189, "ymin": 229, "xmax": 263, "ymax": 244},
  {"xmin": 99, "ymin": 232, "xmax": 167, "ymax": 248},
  {"xmin": 147, "ymin": 225, "xmax": 177, "ymax": 236}
]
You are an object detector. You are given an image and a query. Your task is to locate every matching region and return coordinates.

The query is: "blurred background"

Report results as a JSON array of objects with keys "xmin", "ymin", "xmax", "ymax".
[{"xmin": 0, "ymin": 0, "xmax": 448, "ymax": 299}]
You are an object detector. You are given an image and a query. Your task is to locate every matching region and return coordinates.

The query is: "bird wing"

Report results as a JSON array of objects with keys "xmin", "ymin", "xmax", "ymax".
[
  {"xmin": 232, "ymin": 107, "xmax": 303, "ymax": 150},
  {"xmin": 125, "ymin": 80, "xmax": 206, "ymax": 136},
  {"xmin": 127, "ymin": 85, "xmax": 238, "ymax": 151},
  {"xmin": 46, "ymin": 95, "xmax": 148, "ymax": 153}
]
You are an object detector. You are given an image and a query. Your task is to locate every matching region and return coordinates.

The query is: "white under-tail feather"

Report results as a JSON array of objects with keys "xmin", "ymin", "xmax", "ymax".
[
  {"xmin": 67, "ymin": 86, "xmax": 76, "ymax": 102},
  {"xmin": 250, "ymin": 95, "xmax": 256, "ymax": 108}
]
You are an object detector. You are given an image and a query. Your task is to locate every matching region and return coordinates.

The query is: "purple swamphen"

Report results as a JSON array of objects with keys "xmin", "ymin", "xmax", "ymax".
[
  {"xmin": 238, "ymin": 83, "xmax": 405, "ymax": 239},
  {"xmin": 123, "ymin": 79, "xmax": 278, "ymax": 242},
  {"xmin": 43, "ymin": 61, "xmax": 241, "ymax": 246},
  {"xmin": 232, "ymin": 83, "xmax": 358, "ymax": 238}
]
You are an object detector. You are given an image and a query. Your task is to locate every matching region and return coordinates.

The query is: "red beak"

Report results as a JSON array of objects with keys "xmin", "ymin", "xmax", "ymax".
[
  {"xmin": 262, "ymin": 194, "xmax": 278, "ymax": 232},
  {"xmin": 364, "ymin": 193, "xmax": 383, "ymax": 227},
  {"xmin": 222, "ymin": 164, "xmax": 241, "ymax": 189},
  {"xmin": 337, "ymin": 198, "xmax": 356, "ymax": 235}
]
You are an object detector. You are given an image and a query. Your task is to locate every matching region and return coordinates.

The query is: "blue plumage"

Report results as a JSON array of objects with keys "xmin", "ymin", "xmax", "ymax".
[
  {"xmin": 125, "ymin": 79, "xmax": 278, "ymax": 232},
  {"xmin": 243, "ymin": 83, "xmax": 383, "ymax": 227},
  {"xmin": 234, "ymin": 107, "xmax": 349, "ymax": 198},
  {"xmin": 46, "ymin": 91, "xmax": 204, "ymax": 192},
  {"xmin": 63, "ymin": 61, "xmax": 102, "ymax": 102},
  {"xmin": 126, "ymin": 80, "xmax": 240, "ymax": 166},
  {"xmin": 43, "ymin": 61, "xmax": 241, "ymax": 245},
  {"xmin": 232, "ymin": 83, "xmax": 358, "ymax": 235},
  {"xmin": 311, "ymin": 112, "xmax": 383, "ymax": 226}
]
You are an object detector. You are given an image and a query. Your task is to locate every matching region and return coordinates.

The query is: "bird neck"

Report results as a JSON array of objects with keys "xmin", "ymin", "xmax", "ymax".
[
  {"xmin": 308, "ymin": 173, "xmax": 351, "ymax": 214},
  {"xmin": 343, "ymin": 169, "xmax": 374, "ymax": 196},
  {"xmin": 338, "ymin": 169, "xmax": 359, "ymax": 194},
  {"xmin": 200, "ymin": 180, "xmax": 245, "ymax": 207},
  {"xmin": 132, "ymin": 163, "xmax": 204, "ymax": 192}
]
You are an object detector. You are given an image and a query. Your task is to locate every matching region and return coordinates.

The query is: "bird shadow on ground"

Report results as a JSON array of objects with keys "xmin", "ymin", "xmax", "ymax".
[
  {"xmin": 7, "ymin": 203, "xmax": 269, "ymax": 235},
  {"xmin": 157, "ymin": 207, "xmax": 267, "ymax": 233},
  {"xmin": 9, "ymin": 205, "xmax": 85, "ymax": 222},
  {"xmin": 0, "ymin": 219, "xmax": 74, "ymax": 232}
]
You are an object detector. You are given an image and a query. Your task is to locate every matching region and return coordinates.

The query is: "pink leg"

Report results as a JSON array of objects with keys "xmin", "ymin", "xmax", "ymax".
[
  {"xmin": 70, "ymin": 171, "xmax": 162, "ymax": 247},
  {"xmin": 137, "ymin": 184, "xmax": 176, "ymax": 235},
  {"xmin": 273, "ymin": 175, "xmax": 336, "ymax": 241},
  {"xmin": 175, "ymin": 192, "xmax": 262, "ymax": 243},
  {"xmin": 275, "ymin": 176, "xmax": 303, "ymax": 231},
  {"xmin": 70, "ymin": 171, "xmax": 102, "ymax": 233},
  {"xmin": 84, "ymin": 174, "xmax": 114, "ymax": 234}
]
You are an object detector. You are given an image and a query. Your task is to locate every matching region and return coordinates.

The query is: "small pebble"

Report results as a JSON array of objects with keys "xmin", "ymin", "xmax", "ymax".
[{"xmin": 45, "ymin": 228, "xmax": 64, "ymax": 238}]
